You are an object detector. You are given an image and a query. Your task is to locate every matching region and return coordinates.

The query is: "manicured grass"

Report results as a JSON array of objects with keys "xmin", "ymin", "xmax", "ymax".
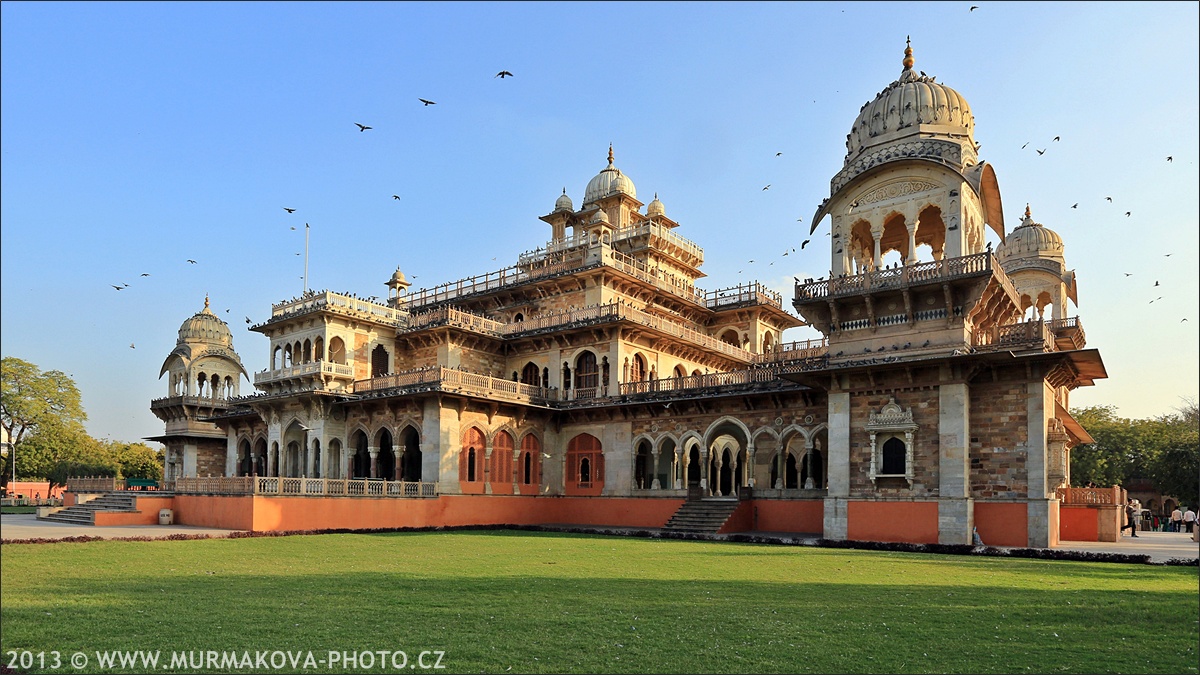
[
  {"xmin": 1, "ymin": 506, "xmax": 38, "ymax": 514},
  {"xmin": 1, "ymin": 531, "xmax": 1196, "ymax": 674}
]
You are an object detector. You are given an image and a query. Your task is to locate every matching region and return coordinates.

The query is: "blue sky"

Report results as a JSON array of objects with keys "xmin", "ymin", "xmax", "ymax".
[{"xmin": 2, "ymin": 1, "xmax": 1197, "ymax": 445}]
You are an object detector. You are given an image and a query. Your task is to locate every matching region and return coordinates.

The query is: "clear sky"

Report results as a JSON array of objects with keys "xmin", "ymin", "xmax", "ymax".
[{"xmin": 2, "ymin": 1, "xmax": 1197, "ymax": 446}]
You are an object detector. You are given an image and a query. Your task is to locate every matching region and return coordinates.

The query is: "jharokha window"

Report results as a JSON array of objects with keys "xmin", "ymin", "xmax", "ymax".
[
  {"xmin": 575, "ymin": 351, "xmax": 598, "ymax": 392},
  {"xmin": 565, "ymin": 433, "xmax": 604, "ymax": 495},
  {"xmin": 459, "ymin": 427, "xmax": 486, "ymax": 493}
]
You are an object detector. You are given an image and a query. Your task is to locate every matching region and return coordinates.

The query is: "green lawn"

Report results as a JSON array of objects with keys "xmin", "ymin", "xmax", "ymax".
[
  {"xmin": 1, "ymin": 531, "xmax": 1196, "ymax": 674},
  {"xmin": 1, "ymin": 506, "xmax": 39, "ymax": 514}
]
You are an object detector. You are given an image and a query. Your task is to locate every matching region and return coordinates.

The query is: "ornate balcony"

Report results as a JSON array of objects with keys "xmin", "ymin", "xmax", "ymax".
[
  {"xmin": 254, "ymin": 360, "xmax": 356, "ymax": 386},
  {"xmin": 261, "ymin": 291, "xmax": 405, "ymax": 328}
]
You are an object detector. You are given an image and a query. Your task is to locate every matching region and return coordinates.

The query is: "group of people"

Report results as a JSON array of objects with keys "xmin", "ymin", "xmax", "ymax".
[
  {"xmin": 1123, "ymin": 499, "xmax": 1196, "ymax": 537},
  {"xmin": 1168, "ymin": 505, "xmax": 1196, "ymax": 533}
]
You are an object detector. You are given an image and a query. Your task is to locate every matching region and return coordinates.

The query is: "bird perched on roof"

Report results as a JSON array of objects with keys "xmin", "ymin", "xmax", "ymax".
[
  {"xmin": 495, "ymin": 70, "xmax": 513, "ymax": 78},
  {"xmin": 418, "ymin": 98, "xmax": 436, "ymax": 106},
  {"xmin": 354, "ymin": 123, "xmax": 372, "ymax": 132}
]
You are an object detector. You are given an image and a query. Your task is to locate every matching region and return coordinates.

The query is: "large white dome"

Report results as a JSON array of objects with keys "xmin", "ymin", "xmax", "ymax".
[{"xmin": 583, "ymin": 146, "xmax": 636, "ymax": 205}]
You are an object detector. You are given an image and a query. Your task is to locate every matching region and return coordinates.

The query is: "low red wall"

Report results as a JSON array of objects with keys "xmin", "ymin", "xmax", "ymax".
[
  {"xmin": 1059, "ymin": 505, "xmax": 1099, "ymax": 541},
  {"xmin": 92, "ymin": 496, "xmax": 176, "ymax": 526},
  {"xmin": 5, "ymin": 481, "xmax": 65, "ymax": 500},
  {"xmin": 718, "ymin": 501, "xmax": 755, "ymax": 533},
  {"xmin": 847, "ymin": 501, "xmax": 938, "ymax": 544},
  {"xmin": 248, "ymin": 495, "xmax": 684, "ymax": 532},
  {"xmin": 753, "ymin": 500, "xmax": 824, "ymax": 534},
  {"xmin": 172, "ymin": 495, "xmax": 256, "ymax": 531},
  {"xmin": 973, "ymin": 502, "xmax": 1028, "ymax": 547}
]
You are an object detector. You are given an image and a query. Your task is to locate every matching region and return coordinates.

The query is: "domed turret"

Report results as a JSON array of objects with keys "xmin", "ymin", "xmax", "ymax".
[
  {"xmin": 177, "ymin": 295, "xmax": 235, "ymax": 347},
  {"xmin": 997, "ymin": 204, "xmax": 1064, "ymax": 264},
  {"xmin": 584, "ymin": 145, "xmax": 636, "ymax": 205},
  {"xmin": 845, "ymin": 38, "xmax": 975, "ymax": 163},
  {"xmin": 591, "ymin": 207, "xmax": 610, "ymax": 224},
  {"xmin": 646, "ymin": 193, "xmax": 665, "ymax": 217},
  {"xmin": 554, "ymin": 188, "xmax": 574, "ymax": 212}
]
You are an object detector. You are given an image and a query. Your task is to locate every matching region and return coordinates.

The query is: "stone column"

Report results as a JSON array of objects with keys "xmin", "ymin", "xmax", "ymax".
[
  {"xmin": 803, "ymin": 441, "xmax": 816, "ymax": 489},
  {"xmin": 483, "ymin": 442, "xmax": 493, "ymax": 495},
  {"xmin": 938, "ymin": 383, "xmax": 973, "ymax": 544},
  {"xmin": 651, "ymin": 449, "xmax": 661, "ymax": 490},
  {"xmin": 674, "ymin": 447, "xmax": 684, "ymax": 490},
  {"xmin": 393, "ymin": 449, "xmax": 403, "ymax": 481},
  {"xmin": 746, "ymin": 445, "xmax": 756, "ymax": 488},
  {"xmin": 306, "ymin": 438, "xmax": 317, "ymax": 478},
  {"xmin": 906, "ymin": 222, "xmax": 918, "ymax": 265},
  {"xmin": 512, "ymin": 448, "xmax": 521, "ymax": 494},
  {"xmin": 824, "ymin": 391, "xmax": 851, "ymax": 540},
  {"xmin": 225, "ymin": 434, "xmax": 238, "ymax": 477},
  {"xmin": 1027, "ymin": 381, "xmax": 1054, "ymax": 547},
  {"xmin": 368, "ymin": 447, "xmax": 379, "ymax": 479},
  {"xmin": 871, "ymin": 222, "xmax": 883, "ymax": 270}
]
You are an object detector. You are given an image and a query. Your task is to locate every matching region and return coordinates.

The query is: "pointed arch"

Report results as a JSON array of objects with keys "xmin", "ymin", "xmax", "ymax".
[
  {"xmin": 459, "ymin": 426, "xmax": 487, "ymax": 493},
  {"xmin": 565, "ymin": 432, "xmax": 603, "ymax": 496}
]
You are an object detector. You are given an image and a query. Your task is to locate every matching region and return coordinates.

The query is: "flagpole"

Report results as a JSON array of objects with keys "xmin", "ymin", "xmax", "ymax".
[{"xmin": 304, "ymin": 223, "xmax": 310, "ymax": 294}]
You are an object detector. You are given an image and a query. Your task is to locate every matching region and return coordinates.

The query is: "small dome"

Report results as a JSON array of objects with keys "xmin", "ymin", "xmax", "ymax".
[
  {"xmin": 845, "ymin": 39, "xmax": 974, "ymax": 163},
  {"xmin": 387, "ymin": 266, "xmax": 410, "ymax": 289},
  {"xmin": 554, "ymin": 188, "xmax": 574, "ymax": 212},
  {"xmin": 583, "ymin": 145, "xmax": 636, "ymax": 204},
  {"xmin": 591, "ymin": 208, "xmax": 610, "ymax": 224},
  {"xmin": 177, "ymin": 296, "xmax": 234, "ymax": 347},
  {"xmin": 646, "ymin": 193, "xmax": 665, "ymax": 217},
  {"xmin": 997, "ymin": 205, "xmax": 1064, "ymax": 263}
]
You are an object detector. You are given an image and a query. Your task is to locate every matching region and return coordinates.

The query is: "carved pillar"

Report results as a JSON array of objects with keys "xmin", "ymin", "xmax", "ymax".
[
  {"xmin": 871, "ymin": 221, "xmax": 883, "ymax": 270},
  {"xmin": 512, "ymin": 447, "xmax": 521, "ymax": 494},
  {"xmin": 775, "ymin": 448, "xmax": 785, "ymax": 489},
  {"xmin": 393, "ymin": 448, "xmax": 403, "ymax": 481},
  {"xmin": 483, "ymin": 442, "xmax": 493, "ymax": 495},
  {"xmin": 368, "ymin": 447, "xmax": 379, "ymax": 478},
  {"xmin": 746, "ymin": 445, "xmax": 756, "ymax": 488},
  {"xmin": 651, "ymin": 449, "xmax": 661, "ymax": 490},
  {"xmin": 804, "ymin": 441, "xmax": 816, "ymax": 489},
  {"xmin": 674, "ymin": 447, "xmax": 684, "ymax": 490},
  {"xmin": 906, "ymin": 221, "xmax": 918, "ymax": 265}
]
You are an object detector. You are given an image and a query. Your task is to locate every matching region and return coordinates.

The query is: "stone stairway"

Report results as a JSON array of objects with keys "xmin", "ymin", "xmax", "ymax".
[
  {"xmin": 39, "ymin": 493, "xmax": 139, "ymax": 525},
  {"xmin": 662, "ymin": 497, "xmax": 740, "ymax": 534}
]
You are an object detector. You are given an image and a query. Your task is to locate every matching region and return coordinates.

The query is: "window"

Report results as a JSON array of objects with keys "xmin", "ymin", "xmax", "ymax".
[
  {"xmin": 566, "ymin": 433, "xmax": 603, "ymax": 492},
  {"xmin": 371, "ymin": 345, "xmax": 389, "ymax": 377},
  {"xmin": 521, "ymin": 362, "xmax": 541, "ymax": 387},
  {"xmin": 575, "ymin": 352, "xmax": 598, "ymax": 390},
  {"xmin": 866, "ymin": 397, "xmax": 918, "ymax": 486},
  {"xmin": 881, "ymin": 438, "xmax": 906, "ymax": 475}
]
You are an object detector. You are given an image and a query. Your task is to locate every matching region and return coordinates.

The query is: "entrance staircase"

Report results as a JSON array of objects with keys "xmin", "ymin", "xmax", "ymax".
[
  {"xmin": 662, "ymin": 497, "xmax": 740, "ymax": 534},
  {"xmin": 39, "ymin": 493, "xmax": 139, "ymax": 525}
]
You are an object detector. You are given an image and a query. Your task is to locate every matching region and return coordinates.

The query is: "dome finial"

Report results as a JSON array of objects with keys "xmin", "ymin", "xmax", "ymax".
[
  {"xmin": 903, "ymin": 36, "xmax": 914, "ymax": 70},
  {"xmin": 608, "ymin": 144, "xmax": 614, "ymax": 167},
  {"xmin": 204, "ymin": 294, "xmax": 210, "ymax": 309},
  {"xmin": 1025, "ymin": 203, "xmax": 1032, "ymax": 219}
]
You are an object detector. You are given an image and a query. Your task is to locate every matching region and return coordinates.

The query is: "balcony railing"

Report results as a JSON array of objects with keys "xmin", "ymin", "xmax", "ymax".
[
  {"xmin": 618, "ymin": 366, "xmax": 782, "ymax": 396},
  {"xmin": 150, "ymin": 395, "xmax": 233, "ymax": 408},
  {"xmin": 354, "ymin": 366, "xmax": 557, "ymax": 403},
  {"xmin": 1056, "ymin": 486, "xmax": 1123, "ymax": 505},
  {"xmin": 166, "ymin": 476, "xmax": 438, "ymax": 498},
  {"xmin": 753, "ymin": 338, "xmax": 829, "ymax": 364},
  {"xmin": 613, "ymin": 221, "xmax": 705, "ymax": 263},
  {"xmin": 268, "ymin": 291, "xmax": 405, "ymax": 325},
  {"xmin": 795, "ymin": 251, "xmax": 994, "ymax": 301},
  {"xmin": 400, "ymin": 306, "xmax": 505, "ymax": 336},
  {"xmin": 254, "ymin": 360, "xmax": 356, "ymax": 384},
  {"xmin": 704, "ymin": 282, "xmax": 783, "ymax": 310}
]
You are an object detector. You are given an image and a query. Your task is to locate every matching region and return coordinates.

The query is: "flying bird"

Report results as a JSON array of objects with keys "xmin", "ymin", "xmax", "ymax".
[
  {"xmin": 129, "ymin": 343, "xmax": 135, "ymax": 349},
  {"xmin": 762, "ymin": 185, "xmax": 770, "ymax": 191},
  {"xmin": 495, "ymin": 70, "xmax": 513, "ymax": 79},
  {"xmin": 187, "ymin": 260, "xmax": 197, "ymax": 264},
  {"xmin": 801, "ymin": 239, "xmax": 811, "ymax": 249},
  {"xmin": 1053, "ymin": 136, "xmax": 1061, "ymax": 142},
  {"xmin": 1021, "ymin": 142, "xmax": 1029, "ymax": 149},
  {"xmin": 141, "ymin": 273, "xmax": 151, "ymax": 277},
  {"xmin": 1125, "ymin": 211, "xmax": 1131, "ymax": 217},
  {"xmin": 354, "ymin": 123, "xmax": 372, "ymax": 132},
  {"xmin": 1071, "ymin": 203, "xmax": 1078, "ymax": 209},
  {"xmin": 111, "ymin": 285, "xmax": 124, "ymax": 291},
  {"xmin": 290, "ymin": 226, "xmax": 296, "ymax": 230},
  {"xmin": 1166, "ymin": 156, "xmax": 1173, "ymax": 162},
  {"xmin": 245, "ymin": 317, "xmax": 252, "ymax": 324},
  {"xmin": 1124, "ymin": 273, "xmax": 1132, "ymax": 277},
  {"xmin": 392, "ymin": 195, "xmax": 401, "ymax": 200},
  {"xmin": 969, "ymin": 5, "xmax": 979, "ymax": 10},
  {"xmin": 418, "ymin": 98, "xmax": 436, "ymax": 106},
  {"xmin": 1036, "ymin": 148, "xmax": 1046, "ymax": 155},
  {"xmin": 776, "ymin": 152, "xmax": 783, "ymax": 156},
  {"xmin": 1105, "ymin": 196, "xmax": 1113, "ymax": 202},
  {"xmin": 283, "ymin": 207, "xmax": 296, "ymax": 213}
]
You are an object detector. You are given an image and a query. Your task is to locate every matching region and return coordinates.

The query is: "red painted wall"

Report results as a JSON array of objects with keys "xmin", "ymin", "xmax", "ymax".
[
  {"xmin": 973, "ymin": 502, "xmax": 1028, "ymax": 547},
  {"xmin": 1059, "ymin": 505, "xmax": 1099, "ymax": 541},
  {"xmin": 754, "ymin": 500, "xmax": 824, "ymax": 534},
  {"xmin": 91, "ymin": 497, "xmax": 174, "ymax": 526},
  {"xmin": 172, "ymin": 495, "xmax": 255, "ymax": 531},
  {"xmin": 847, "ymin": 501, "xmax": 939, "ymax": 544},
  {"xmin": 5, "ymin": 481, "xmax": 64, "ymax": 500},
  {"xmin": 717, "ymin": 501, "xmax": 755, "ymax": 533}
]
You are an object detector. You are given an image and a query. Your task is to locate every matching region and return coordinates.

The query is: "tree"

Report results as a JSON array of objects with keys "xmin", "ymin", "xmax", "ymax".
[
  {"xmin": 1, "ymin": 357, "xmax": 86, "ymax": 486},
  {"xmin": 106, "ymin": 441, "xmax": 164, "ymax": 480},
  {"xmin": 19, "ymin": 422, "xmax": 112, "ymax": 488},
  {"xmin": 1144, "ymin": 398, "xmax": 1200, "ymax": 507}
]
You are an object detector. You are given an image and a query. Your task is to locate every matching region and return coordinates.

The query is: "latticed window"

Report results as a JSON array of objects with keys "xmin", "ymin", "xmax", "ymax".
[
  {"xmin": 575, "ymin": 352, "xmax": 598, "ymax": 390},
  {"xmin": 566, "ymin": 433, "xmax": 604, "ymax": 487},
  {"xmin": 371, "ymin": 345, "xmax": 389, "ymax": 377},
  {"xmin": 520, "ymin": 434, "xmax": 541, "ymax": 486},
  {"xmin": 521, "ymin": 362, "xmax": 541, "ymax": 387},
  {"xmin": 492, "ymin": 431, "xmax": 514, "ymax": 484},
  {"xmin": 460, "ymin": 427, "xmax": 486, "ymax": 483},
  {"xmin": 630, "ymin": 354, "xmax": 646, "ymax": 382}
]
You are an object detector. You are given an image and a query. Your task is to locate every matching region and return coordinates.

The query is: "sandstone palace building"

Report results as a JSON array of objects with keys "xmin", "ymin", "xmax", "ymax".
[{"xmin": 139, "ymin": 43, "xmax": 1107, "ymax": 547}]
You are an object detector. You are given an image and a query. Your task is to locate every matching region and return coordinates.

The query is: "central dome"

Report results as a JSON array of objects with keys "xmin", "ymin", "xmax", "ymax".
[
  {"xmin": 845, "ymin": 39, "xmax": 975, "ymax": 163},
  {"xmin": 177, "ymin": 296, "xmax": 234, "ymax": 347},
  {"xmin": 583, "ymin": 146, "xmax": 636, "ymax": 205}
]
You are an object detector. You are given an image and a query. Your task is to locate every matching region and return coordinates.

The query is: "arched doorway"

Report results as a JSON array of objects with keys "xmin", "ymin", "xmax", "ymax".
[
  {"xmin": 719, "ymin": 448, "xmax": 734, "ymax": 496},
  {"xmin": 687, "ymin": 445, "xmax": 701, "ymax": 487},
  {"xmin": 371, "ymin": 344, "xmax": 389, "ymax": 377},
  {"xmin": 376, "ymin": 428, "xmax": 395, "ymax": 479},
  {"xmin": 399, "ymin": 426, "xmax": 421, "ymax": 482},
  {"xmin": 634, "ymin": 440, "xmax": 652, "ymax": 490},
  {"xmin": 238, "ymin": 439, "xmax": 252, "ymax": 476},
  {"xmin": 351, "ymin": 430, "xmax": 370, "ymax": 478},
  {"xmin": 327, "ymin": 439, "xmax": 342, "ymax": 479}
]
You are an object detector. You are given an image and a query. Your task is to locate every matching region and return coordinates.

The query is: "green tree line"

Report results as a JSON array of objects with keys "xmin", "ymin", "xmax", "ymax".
[
  {"xmin": 2, "ymin": 357, "xmax": 162, "ymax": 489},
  {"xmin": 1070, "ymin": 399, "xmax": 1199, "ymax": 507}
]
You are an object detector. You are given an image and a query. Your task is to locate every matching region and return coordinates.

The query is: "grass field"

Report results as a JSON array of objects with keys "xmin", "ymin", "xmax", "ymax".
[
  {"xmin": 1, "ymin": 506, "xmax": 39, "ymax": 514},
  {"xmin": 1, "ymin": 531, "xmax": 1196, "ymax": 674}
]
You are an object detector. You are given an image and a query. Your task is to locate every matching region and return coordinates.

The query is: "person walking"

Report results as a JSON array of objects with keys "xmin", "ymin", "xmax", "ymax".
[
  {"xmin": 1170, "ymin": 506, "xmax": 1183, "ymax": 532},
  {"xmin": 1184, "ymin": 507, "xmax": 1196, "ymax": 534},
  {"xmin": 1121, "ymin": 499, "xmax": 1140, "ymax": 538}
]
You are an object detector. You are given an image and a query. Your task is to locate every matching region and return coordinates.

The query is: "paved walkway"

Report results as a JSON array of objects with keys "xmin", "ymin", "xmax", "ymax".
[
  {"xmin": 4, "ymin": 514, "xmax": 1196, "ymax": 563},
  {"xmin": 1, "ymin": 514, "xmax": 241, "ymax": 541}
]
